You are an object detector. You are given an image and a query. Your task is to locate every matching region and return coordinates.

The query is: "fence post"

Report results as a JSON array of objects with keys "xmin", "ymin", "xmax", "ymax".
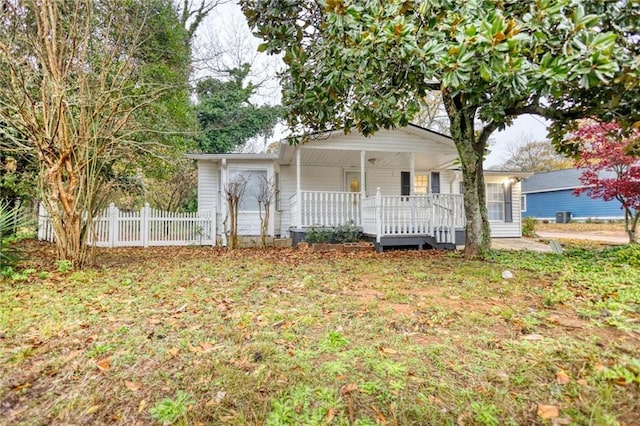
[
  {"xmin": 375, "ymin": 187, "xmax": 382, "ymax": 243},
  {"xmin": 37, "ymin": 203, "xmax": 46, "ymax": 241},
  {"xmin": 211, "ymin": 206, "xmax": 216, "ymax": 247},
  {"xmin": 108, "ymin": 203, "xmax": 118, "ymax": 248},
  {"xmin": 142, "ymin": 203, "xmax": 150, "ymax": 247}
]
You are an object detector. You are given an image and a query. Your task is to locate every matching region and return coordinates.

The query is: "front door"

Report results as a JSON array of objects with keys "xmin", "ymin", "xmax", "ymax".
[{"xmin": 345, "ymin": 171, "xmax": 362, "ymax": 193}]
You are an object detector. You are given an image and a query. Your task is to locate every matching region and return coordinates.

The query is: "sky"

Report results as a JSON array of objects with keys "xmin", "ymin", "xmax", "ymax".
[{"xmin": 197, "ymin": 2, "xmax": 553, "ymax": 167}]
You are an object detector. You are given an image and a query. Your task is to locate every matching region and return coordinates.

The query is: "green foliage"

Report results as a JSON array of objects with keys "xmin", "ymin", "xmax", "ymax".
[
  {"xmin": 333, "ymin": 220, "xmax": 362, "ymax": 243},
  {"xmin": 195, "ymin": 64, "xmax": 282, "ymax": 153},
  {"xmin": 603, "ymin": 245, "xmax": 640, "ymax": 268},
  {"xmin": 470, "ymin": 401, "xmax": 500, "ymax": 426},
  {"xmin": 149, "ymin": 390, "xmax": 194, "ymax": 425},
  {"xmin": 266, "ymin": 385, "xmax": 342, "ymax": 425},
  {"xmin": 597, "ymin": 357, "xmax": 640, "ymax": 386},
  {"xmin": 303, "ymin": 226, "xmax": 334, "ymax": 244},
  {"xmin": 320, "ymin": 330, "xmax": 350, "ymax": 351},
  {"xmin": 0, "ymin": 154, "xmax": 37, "ymax": 203},
  {"xmin": 0, "ymin": 202, "xmax": 28, "ymax": 271},
  {"xmin": 521, "ymin": 217, "xmax": 537, "ymax": 238},
  {"xmin": 55, "ymin": 260, "xmax": 73, "ymax": 274},
  {"xmin": 304, "ymin": 221, "xmax": 362, "ymax": 244}
]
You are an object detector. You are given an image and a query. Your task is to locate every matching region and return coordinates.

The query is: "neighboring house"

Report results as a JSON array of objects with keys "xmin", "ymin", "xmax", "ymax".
[
  {"xmin": 187, "ymin": 124, "xmax": 529, "ymax": 250},
  {"xmin": 521, "ymin": 168, "xmax": 624, "ymax": 221}
]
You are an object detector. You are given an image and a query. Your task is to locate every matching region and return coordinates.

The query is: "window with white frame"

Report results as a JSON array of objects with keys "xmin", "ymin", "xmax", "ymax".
[
  {"xmin": 228, "ymin": 168, "xmax": 268, "ymax": 211},
  {"xmin": 521, "ymin": 195, "xmax": 527, "ymax": 212},
  {"xmin": 486, "ymin": 183, "xmax": 505, "ymax": 221}
]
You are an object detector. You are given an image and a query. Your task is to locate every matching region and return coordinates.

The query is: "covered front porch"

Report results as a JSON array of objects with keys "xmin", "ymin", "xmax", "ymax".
[
  {"xmin": 280, "ymin": 126, "xmax": 466, "ymax": 249},
  {"xmin": 289, "ymin": 190, "xmax": 465, "ymax": 249}
]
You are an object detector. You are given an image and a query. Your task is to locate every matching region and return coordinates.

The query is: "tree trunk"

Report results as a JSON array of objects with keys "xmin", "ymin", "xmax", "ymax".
[
  {"xmin": 443, "ymin": 91, "xmax": 491, "ymax": 257},
  {"xmin": 624, "ymin": 208, "xmax": 639, "ymax": 244},
  {"xmin": 43, "ymin": 192, "xmax": 90, "ymax": 268}
]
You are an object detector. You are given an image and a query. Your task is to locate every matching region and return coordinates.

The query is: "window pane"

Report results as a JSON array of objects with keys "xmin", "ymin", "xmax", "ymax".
[
  {"xmin": 413, "ymin": 175, "xmax": 429, "ymax": 194},
  {"xmin": 486, "ymin": 183, "xmax": 504, "ymax": 220},
  {"xmin": 229, "ymin": 169, "xmax": 268, "ymax": 211}
]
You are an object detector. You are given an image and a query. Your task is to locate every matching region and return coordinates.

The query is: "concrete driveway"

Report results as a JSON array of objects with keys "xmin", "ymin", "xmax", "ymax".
[
  {"xmin": 491, "ymin": 238, "xmax": 553, "ymax": 252},
  {"xmin": 487, "ymin": 229, "xmax": 629, "ymax": 253},
  {"xmin": 536, "ymin": 230, "xmax": 628, "ymax": 245}
]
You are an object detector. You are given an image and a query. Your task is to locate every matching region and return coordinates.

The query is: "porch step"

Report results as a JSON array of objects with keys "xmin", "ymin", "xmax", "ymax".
[{"xmin": 362, "ymin": 234, "xmax": 455, "ymax": 252}]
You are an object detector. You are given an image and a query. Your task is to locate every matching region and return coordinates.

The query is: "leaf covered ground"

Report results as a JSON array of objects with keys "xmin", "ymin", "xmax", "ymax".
[{"xmin": 1, "ymin": 241, "xmax": 639, "ymax": 425}]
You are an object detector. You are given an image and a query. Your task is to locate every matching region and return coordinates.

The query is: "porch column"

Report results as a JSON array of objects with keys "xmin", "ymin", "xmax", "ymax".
[
  {"xmin": 360, "ymin": 150, "xmax": 366, "ymax": 196},
  {"xmin": 410, "ymin": 153, "xmax": 416, "ymax": 195},
  {"xmin": 220, "ymin": 158, "xmax": 228, "ymax": 246},
  {"xmin": 360, "ymin": 150, "xmax": 366, "ymax": 226},
  {"xmin": 296, "ymin": 148, "xmax": 302, "ymax": 228}
]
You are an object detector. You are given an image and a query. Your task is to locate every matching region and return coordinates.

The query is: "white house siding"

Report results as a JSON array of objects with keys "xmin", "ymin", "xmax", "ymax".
[
  {"xmin": 197, "ymin": 161, "xmax": 218, "ymax": 213},
  {"xmin": 484, "ymin": 175, "xmax": 523, "ymax": 238},
  {"xmin": 278, "ymin": 164, "xmax": 344, "ymax": 235},
  {"xmin": 309, "ymin": 128, "xmax": 454, "ymax": 155}
]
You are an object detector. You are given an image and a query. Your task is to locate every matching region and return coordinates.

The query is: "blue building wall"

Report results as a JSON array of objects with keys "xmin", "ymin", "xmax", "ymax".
[{"xmin": 523, "ymin": 189, "xmax": 624, "ymax": 220}]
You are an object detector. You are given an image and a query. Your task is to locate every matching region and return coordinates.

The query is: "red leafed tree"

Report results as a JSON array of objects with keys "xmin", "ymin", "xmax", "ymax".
[{"xmin": 571, "ymin": 121, "xmax": 640, "ymax": 243}]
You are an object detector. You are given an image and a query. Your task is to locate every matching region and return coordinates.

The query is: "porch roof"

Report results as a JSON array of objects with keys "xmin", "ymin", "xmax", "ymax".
[
  {"xmin": 186, "ymin": 125, "xmax": 460, "ymax": 170},
  {"xmin": 185, "ymin": 152, "xmax": 278, "ymax": 161}
]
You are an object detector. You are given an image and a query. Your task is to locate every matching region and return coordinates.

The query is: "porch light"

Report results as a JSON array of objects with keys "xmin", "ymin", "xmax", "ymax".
[
  {"xmin": 368, "ymin": 158, "xmax": 377, "ymax": 165},
  {"xmin": 503, "ymin": 177, "xmax": 520, "ymax": 187}
]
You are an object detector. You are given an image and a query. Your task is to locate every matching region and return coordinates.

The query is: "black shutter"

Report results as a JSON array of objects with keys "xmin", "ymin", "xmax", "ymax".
[
  {"xmin": 504, "ymin": 184, "xmax": 513, "ymax": 223},
  {"xmin": 431, "ymin": 172, "xmax": 441, "ymax": 194},
  {"xmin": 401, "ymin": 171, "xmax": 410, "ymax": 196}
]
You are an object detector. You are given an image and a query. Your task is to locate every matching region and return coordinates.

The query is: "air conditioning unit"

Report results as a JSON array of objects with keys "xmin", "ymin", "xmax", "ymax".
[{"xmin": 555, "ymin": 211, "xmax": 572, "ymax": 224}]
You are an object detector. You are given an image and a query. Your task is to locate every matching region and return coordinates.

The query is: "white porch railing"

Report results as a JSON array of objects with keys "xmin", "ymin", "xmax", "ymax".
[
  {"xmin": 290, "ymin": 189, "xmax": 465, "ymax": 245},
  {"xmin": 362, "ymin": 190, "xmax": 464, "ymax": 244},
  {"xmin": 291, "ymin": 191, "xmax": 361, "ymax": 227},
  {"xmin": 38, "ymin": 203, "xmax": 216, "ymax": 247}
]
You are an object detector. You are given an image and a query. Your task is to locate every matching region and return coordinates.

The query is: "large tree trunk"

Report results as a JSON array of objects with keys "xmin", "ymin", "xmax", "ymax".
[
  {"xmin": 443, "ymin": 91, "xmax": 492, "ymax": 257},
  {"xmin": 41, "ymin": 165, "xmax": 92, "ymax": 268}
]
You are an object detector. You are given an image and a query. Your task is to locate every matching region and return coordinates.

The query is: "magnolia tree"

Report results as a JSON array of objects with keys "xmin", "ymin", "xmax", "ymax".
[
  {"xmin": 572, "ymin": 122, "xmax": 640, "ymax": 244},
  {"xmin": 241, "ymin": 0, "xmax": 637, "ymax": 257}
]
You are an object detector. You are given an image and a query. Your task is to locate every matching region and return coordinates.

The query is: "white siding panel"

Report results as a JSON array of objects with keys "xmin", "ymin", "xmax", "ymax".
[
  {"xmin": 197, "ymin": 161, "xmax": 218, "ymax": 212},
  {"xmin": 367, "ymin": 169, "xmax": 399, "ymax": 195},
  {"xmin": 278, "ymin": 165, "xmax": 343, "ymax": 235}
]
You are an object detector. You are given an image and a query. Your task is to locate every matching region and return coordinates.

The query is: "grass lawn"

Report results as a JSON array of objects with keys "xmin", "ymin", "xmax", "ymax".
[{"xmin": 1, "ymin": 241, "xmax": 639, "ymax": 425}]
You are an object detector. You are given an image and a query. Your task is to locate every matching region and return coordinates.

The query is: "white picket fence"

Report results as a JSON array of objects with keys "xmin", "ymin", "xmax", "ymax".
[{"xmin": 38, "ymin": 203, "xmax": 216, "ymax": 247}]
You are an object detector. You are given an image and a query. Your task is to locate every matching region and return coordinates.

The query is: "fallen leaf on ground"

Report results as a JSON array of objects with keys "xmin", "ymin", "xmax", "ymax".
[
  {"xmin": 556, "ymin": 370, "xmax": 570, "ymax": 385},
  {"xmin": 138, "ymin": 400, "xmax": 146, "ymax": 414},
  {"xmin": 537, "ymin": 404, "xmax": 559, "ymax": 419},
  {"xmin": 84, "ymin": 405, "xmax": 100, "ymax": 415},
  {"xmin": 167, "ymin": 347, "xmax": 180, "ymax": 357},
  {"xmin": 371, "ymin": 405, "xmax": 387, "ymax": 424},
  {"xmin": 428, "ymin": 395, "xmax": 444, "ymax": 406},
  {"xmin": 325, "ymin": 406, "xmax": 335, "ymax": 424},
  {"xmin": 521, "ymin": 333, "xmax": 544, "ymax": 340},
  {"xmin": 96, "ymin": 357, "xmax": 110, "ymax": 371},
  {"xmin": 125, "ymin": 381, "xmax": 141, "ymax": 391},
  {"xmin": 378, "ymin": 346, "xmax": 397, "ymax": 355},
  {"xmin": 342, "ymin": 383, "xmax": 358, "ymax": 394}
]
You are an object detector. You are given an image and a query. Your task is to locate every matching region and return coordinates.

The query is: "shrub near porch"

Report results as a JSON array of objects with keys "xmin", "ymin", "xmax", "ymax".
[{"xmin": 1, "ymin": 241, "xmax": 639, "ymax": 425}]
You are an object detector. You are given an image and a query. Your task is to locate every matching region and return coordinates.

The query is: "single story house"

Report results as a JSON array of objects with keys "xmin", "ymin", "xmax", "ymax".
[
  {"xmin": 187, "ymin": 125, "xmax": 529, "ymax": 250},
  {"xmin": 521, "ymin": 168, "xmax": 624, "ymax": 222}
]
